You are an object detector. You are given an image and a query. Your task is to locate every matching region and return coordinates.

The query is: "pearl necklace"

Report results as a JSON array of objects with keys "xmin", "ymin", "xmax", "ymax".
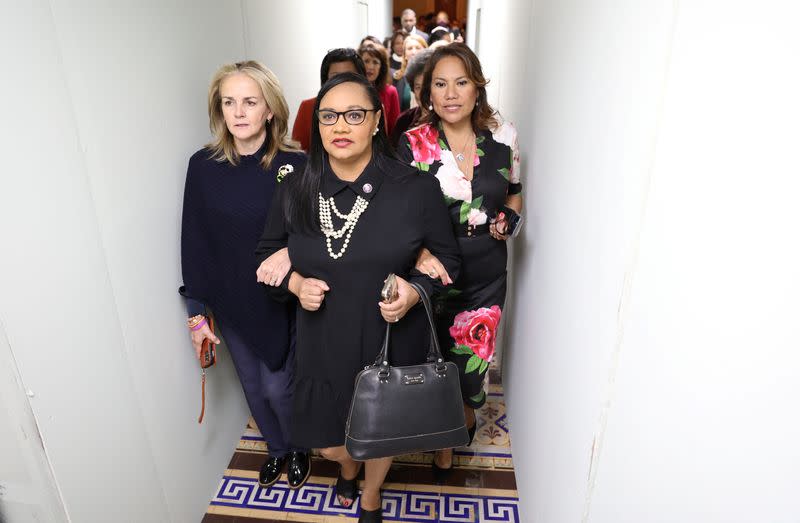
[{"xmin": 318, "ymin": 193, "xmax": 369, "ymax": 260}]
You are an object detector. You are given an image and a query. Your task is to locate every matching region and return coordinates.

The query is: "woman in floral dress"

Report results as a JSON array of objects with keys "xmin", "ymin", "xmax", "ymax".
[{"xmin": 397, "ymin": 43, "xmax": 522, "ymax": 479}]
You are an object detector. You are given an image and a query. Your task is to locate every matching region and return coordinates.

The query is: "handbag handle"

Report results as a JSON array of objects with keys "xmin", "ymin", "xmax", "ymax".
[{"xmin": 376, "ymin": 281, "xmax": 447, "ymax": 379}]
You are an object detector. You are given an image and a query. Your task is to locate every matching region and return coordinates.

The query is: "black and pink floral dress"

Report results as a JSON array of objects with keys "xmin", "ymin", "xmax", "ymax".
[{"xmin": 398, "ymin": 121, "xmax": 521, "ymax": 408}]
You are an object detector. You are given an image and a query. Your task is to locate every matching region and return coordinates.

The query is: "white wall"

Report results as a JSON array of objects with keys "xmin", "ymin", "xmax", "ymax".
[
  {"xmin": 497, "ymin": 0, "xmax": 800, "ymax": 521},
  {"xmin": 0, "ymin": 2, "xmax": 251, "ymax": 521},
  {"xmin": 0, "ymin": 324, "xmax": 67, "ymax": 522},
  {"xmin": 244, "ymin": 0, "xmax": 391, "ymax": 131},
  {"xmin": 367, "ymin": 0, "xmax": 393, "ymax": 44}
]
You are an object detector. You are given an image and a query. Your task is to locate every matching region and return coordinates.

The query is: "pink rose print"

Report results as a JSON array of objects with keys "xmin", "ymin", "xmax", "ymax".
[
  {"xmin": 467, "ymin": 208, "xmax": 488, "ymax": 226},
  {"xmin": 406, "ymin": 125, "xmax": 442, "ymax": 164},
  {"xmin": 449, "ymin": 306, "xmax": 502, "ymax": 362},
  {"xmin": 435, "ymin": 151, "xmax": 472, "ymax": 202}
]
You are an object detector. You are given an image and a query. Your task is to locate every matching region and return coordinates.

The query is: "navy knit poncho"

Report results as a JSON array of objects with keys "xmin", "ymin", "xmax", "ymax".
[{"xmin": 180, "ymin": 138, "xmax": 306, "ymax": 370}]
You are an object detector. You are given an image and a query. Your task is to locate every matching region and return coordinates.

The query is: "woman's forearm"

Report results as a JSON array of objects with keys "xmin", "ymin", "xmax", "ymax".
[{"xmin": 505, "ymin": 194, "xmax": 523, "ymax": 214}]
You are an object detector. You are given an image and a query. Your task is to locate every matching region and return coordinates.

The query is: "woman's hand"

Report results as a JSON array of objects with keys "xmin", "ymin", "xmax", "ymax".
[
  {"xmin": 378, "ymin": 275, "xmax": 420, "ymax": 323},
  {"xmin": 256, "ymin": 247, "xmax": 291, "ymax": 286},
  {"xmin": 189, "ymin": 320, "xmax": 220, "ymax": 361},
  {"xmin": 415, "ymin": 247, "xmax": 452, "ymax": 285},
  {"xmin": 489, "ymin": 213, "xmax": 510, "ymax": 241},
  {"xmin": 288, "ymin": 273, "xmax": 329, "ymax": 311}
]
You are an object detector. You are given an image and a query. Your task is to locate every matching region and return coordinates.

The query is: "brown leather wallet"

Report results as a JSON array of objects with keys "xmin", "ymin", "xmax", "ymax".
[
  {"xmin": 199, "ymin": 316, "xmax": 217, "ymax": 369},
  {"xmin": 198, "ymin": 316, "xmax": 217, "ymax": 424}
]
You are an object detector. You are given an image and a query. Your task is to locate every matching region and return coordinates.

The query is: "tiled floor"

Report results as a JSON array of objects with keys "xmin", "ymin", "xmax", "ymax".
[{"xmin": 203, "ymin": 372, "xmax": 517, "ymax": 522}]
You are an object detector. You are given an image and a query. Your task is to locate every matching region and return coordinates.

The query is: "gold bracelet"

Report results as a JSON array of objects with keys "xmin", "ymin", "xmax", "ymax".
[{"xmin": 187, "ymin": 314, "xmax": 205, "ymax": 328}]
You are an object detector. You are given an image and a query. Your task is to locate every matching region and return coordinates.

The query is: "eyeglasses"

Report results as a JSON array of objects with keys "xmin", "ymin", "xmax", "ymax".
[{"xmin": 317, "ymin": 109, "xmax": 378, "ymax": 126}]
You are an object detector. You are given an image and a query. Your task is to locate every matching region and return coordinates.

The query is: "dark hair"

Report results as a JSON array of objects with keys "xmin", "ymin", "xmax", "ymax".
[
  {"xmin": 359, "ymin": 45, "xmax": 390, "ymax": 91},
  {"xmin": 419, "ymin": 43, "xmax": 499, "ymax": 131},
  {"xmin": 390, "ymin": 30, "xmax": 409, "ymax": 50},
  {"xmin": 284, "ymin": 73, "xmax": 393, "ymax": 233},
  {"xmin": 360, "ymin": 35, "xmax": 382, "ymax": 48},
  {"xmin": 319, "ymin": 48, "xmax": 366, "ymax": 87},
  {"xmin": 428, "ymin": 25, "xmax": 451, "ymax": 45},
  {"xmin": 405, "ymin": 48, "xmax": 434, "ymax": 84}
]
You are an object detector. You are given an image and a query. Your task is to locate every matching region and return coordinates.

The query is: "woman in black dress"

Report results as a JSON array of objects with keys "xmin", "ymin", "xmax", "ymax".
[
  {"xmin": 397, "ymin": 43, "xmax": 523, "ymax": 479},
  {"xmin": 255, "ymin": 73, "xmax": 459, "ymax": 523}
]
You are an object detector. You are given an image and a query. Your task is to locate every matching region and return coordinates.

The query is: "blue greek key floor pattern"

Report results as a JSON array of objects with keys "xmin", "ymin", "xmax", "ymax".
[{"xmin": 204, "ymin": 381, "xmax": 517, "ymax": 522}]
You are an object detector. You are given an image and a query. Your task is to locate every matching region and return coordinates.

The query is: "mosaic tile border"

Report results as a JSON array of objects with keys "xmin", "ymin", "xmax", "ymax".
[{"xmin": 211, "ymin": 476, "xmax": 519, "ymax": 522}]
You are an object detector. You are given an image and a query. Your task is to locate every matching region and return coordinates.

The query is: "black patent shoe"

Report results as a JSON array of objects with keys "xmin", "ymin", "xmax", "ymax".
[
  {"xmin": 358, "ymin": 504, "xmax": 383, "ymax": 522},
  {"xmin": 286, "ymin": 451, "xmax": 311, "ymax": 489},
  {"xmin": 258, "ymin": 455, "xmax": 285, "ymax": 488}
]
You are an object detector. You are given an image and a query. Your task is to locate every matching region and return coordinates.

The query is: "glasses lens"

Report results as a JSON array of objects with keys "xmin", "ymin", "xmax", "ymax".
[
  {"xmin": 345, "ymin": 110, "xmax": 366, "ymax": 125},
  {"xmin": 318, "ymin": 110, "xmax": 338, "ymax": 125}
]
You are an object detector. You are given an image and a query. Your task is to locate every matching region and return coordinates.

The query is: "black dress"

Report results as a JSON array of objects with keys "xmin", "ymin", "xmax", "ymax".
[
  {"xmin": 255, "ymin": 154, "xmax": 460, "ymax": 449},
  {"xmin": 398, "ymin": 121, "xmax": 522, "ymax": 409}
]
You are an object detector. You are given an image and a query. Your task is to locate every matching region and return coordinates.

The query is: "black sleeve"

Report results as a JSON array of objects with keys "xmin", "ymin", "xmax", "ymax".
[
  {"xmin": 407, "ymin": 176, "xmax": 461, "ymax": 298},
  {"xmin": 179, "ymin": 156, "xmax": 210, "ymax": 314},
  {"xmin": 396, "ymin": 133, "xmax": 414, "ymax": 165},
  {"xmin": 254, "ymin": 181, "xmax": 295, "ymax": 302}
]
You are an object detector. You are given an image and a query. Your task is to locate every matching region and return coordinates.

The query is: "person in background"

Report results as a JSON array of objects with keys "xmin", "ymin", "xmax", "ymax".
[
  {"xmin": 291, "ymin": 49, "xmax": 366, "ymax": 151},
  {"xmin": 389, "ymin": 48, "xmax": 433, "ymax": 147},
  {"xmin": 400, "ymin": 8, "xmax": 429, "ymax": 42},
  {"xmin": 422, "ymin": 12, "xmax": 437, "ymax": 35},
  {"xmin": 388, "ymin": 29, "xmax": 408, "ymax": 74},
  {"xmin": 397, "ymin": 43, "xmax": 523, "ymax": 482},
  {"xmin": 360, "ymin": 45, "xmax": 400, "ymax": 137},
  {"xmin": 359, "ymin": 35, "xmax": 382, "ymax": 49},
  {"xmin": 393, "ymin": 34, "xmax": 428, "ymax": 112},
  {"xmin": 428, "ymin": 25, "xmax": 454, "ymax": 46},
  {"xmin": 180, "ymin": 61, "xmax": 311, "ymax": 491},
  {"xmin": 255, "ymin": 72, "xmax": 460, "ymax": 522}
]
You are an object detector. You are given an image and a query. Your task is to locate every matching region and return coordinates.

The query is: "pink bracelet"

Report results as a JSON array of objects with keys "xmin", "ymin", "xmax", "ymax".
[{"xmin": 190, "ymin": 318, "xmax": 208, "ymax": 331}]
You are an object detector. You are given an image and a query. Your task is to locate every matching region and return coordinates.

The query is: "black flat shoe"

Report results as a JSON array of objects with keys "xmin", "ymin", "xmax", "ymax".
[
  {"xmin": 335, "ymin": 468, "xmax": 359, "ymax": 508},
  {"xmin": 358, "ymin": 504, "xmax": 383, "ymax": 522},
  {"xmin": 286, "ymin": 451, "xmax": 311, "ymax": 489},
  {"xmin": 467, "ymin": 423, "xmax": 477, "ymax": 446},
  {"xmin": 431, "ymin": 457, "xmax": 453, "ymax": 484},
  {"xmin": 258, "ymin": 455, "xmax": 285, "ymax": 488}
]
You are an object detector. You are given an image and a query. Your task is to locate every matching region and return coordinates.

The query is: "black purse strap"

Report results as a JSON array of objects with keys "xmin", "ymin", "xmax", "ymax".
[{"xmin": 376, "ymin": 281, "xmax": 446, "ymax": 378}]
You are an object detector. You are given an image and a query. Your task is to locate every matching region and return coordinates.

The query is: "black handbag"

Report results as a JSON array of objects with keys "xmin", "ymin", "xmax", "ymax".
[{"xmin": 345, "ymin": 282, "xmax": 470, "ymax": 460}]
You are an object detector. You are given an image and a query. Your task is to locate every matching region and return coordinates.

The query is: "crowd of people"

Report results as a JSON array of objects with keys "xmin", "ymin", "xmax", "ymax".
[{"xmin": 179, "ymin": 8, "xmax": 521, "ymax": 523}]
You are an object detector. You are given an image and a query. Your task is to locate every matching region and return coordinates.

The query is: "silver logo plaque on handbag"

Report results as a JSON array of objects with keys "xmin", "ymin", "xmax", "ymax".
[{"xmin": 344, "ymin": 280, "xmax": 469, "ymax": 460}]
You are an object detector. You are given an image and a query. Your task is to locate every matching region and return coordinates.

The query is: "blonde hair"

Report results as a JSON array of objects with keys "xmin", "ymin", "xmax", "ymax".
[
  {"xmin": 206, "ymin": 61, "xmax": 299, "ymax": 169},
  {"xmin": 393, "ymin": 34, "xmax": 428, "ymax": 81}
]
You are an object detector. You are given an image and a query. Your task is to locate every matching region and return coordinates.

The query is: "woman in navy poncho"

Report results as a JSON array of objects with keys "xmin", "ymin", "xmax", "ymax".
[{"xmin": 179, "ymin": 61, "xmax": 310, "ymax": 490}]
